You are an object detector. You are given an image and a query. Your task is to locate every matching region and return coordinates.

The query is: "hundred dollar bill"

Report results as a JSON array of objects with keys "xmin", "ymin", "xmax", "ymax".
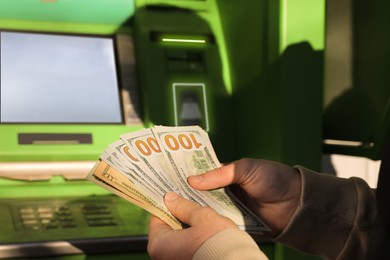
[
  {"xmin": 122, "ymin": 128, "xmax": 219, "ymax": 208},
  {"xmin": 100, "ymin": 144, "xmax": 180, "ymax": 225},
  {"xmin": 107, "ymin": 141, "xmax": 167, "ymax": 199},
  {"xmin": 87, "ymin": 159, "xmax": 181, "ymax": 229},
  {"xmin": 121, "ymin": 129, "xmax": 181, "ymax": 196},
  {"xmin": 88, "ymin": 125, "xmax": 270, "ymax": 234},
  {"xmin": 100, "ymin": 149, "xmax": 161, "ymax": 200},
  {"xmin": 152, "ymin": 125, "xmax": 270, "ymax": 233}
]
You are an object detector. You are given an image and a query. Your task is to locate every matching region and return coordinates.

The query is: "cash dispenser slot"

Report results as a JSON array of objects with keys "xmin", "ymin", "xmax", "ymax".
[
  {"xmin": 166, "ymin": 50, "xmax": 206, "ymax": 72},
  {"xmin": 151, "ymin": 32, "xmax": 211, "ymax": 73}
]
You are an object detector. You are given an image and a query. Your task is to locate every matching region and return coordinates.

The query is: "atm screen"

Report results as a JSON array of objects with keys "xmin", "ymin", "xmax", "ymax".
[
  {"xmin": 0, "ymin": 31, "xmax": 122, "ymax": 124},
  {"xmin": 0, "ymin": 30, "xmax": 141, "ymax": 163}
]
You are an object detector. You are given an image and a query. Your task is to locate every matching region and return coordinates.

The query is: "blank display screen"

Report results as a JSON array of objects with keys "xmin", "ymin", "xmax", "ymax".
[{"xmin": 0, "ymin": 32, "xmax": 122, "ymax": 123}]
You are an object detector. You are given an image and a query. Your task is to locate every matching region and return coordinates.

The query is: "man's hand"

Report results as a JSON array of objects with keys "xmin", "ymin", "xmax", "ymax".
[
  {"xmin": 188, "ymin": 158, "xmax": 302, "ymax": 237},
  {"xmin": 147, "ymin": 192, "xmax": 238, "ymax": 260}
]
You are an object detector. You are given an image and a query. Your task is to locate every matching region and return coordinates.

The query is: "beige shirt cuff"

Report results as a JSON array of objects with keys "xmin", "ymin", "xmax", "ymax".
[{"xmin": 193, "ymin": 228, "xmax": 268, "ymax": 260}]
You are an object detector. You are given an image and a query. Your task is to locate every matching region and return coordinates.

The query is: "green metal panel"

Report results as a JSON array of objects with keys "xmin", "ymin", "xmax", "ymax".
[
  {"xmin": 216, "ymin": 1, "xmax": 325, "ymax": 259},
  {"xmin": 44, "ymin": 253, "xmax": 151, "ymax": 260},
  {"xmin": 0, "ymin": 125, "xmax": 143, "ymax": 162},
  {"xmin": 0, "ymin": 175, "xmax": 106, "ymax": 195},
  {"xmin": 216, "ymin": 0, "xmax": 324, "ymax": 170},
  {"xmin": 274, "ymin": 244, "xmax": 322, "ymax": 260},
  {"xmin": 0, "ymin": 0, "xmax": 135, "ymax": 34},
  {"xmin": 279, "ymin": 0, "xmax": 325, "ymax": 52}
]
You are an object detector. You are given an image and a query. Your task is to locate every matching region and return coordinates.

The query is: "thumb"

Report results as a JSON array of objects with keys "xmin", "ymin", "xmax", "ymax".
[
  {"xmin": 188, "ymin": 163, "xmax": 237, "ymax": 190},
  {"xmin": 164, "ymin": 192, "xmax": 206, "ymax": 226}
]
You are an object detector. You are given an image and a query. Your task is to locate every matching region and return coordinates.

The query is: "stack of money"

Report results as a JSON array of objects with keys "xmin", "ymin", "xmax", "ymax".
[{"xmin": 88, "ymin": 125, "xmax": 270, "ymax": 234}]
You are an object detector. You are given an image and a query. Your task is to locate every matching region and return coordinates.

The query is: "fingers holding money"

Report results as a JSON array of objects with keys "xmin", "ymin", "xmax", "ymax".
[
  {"xmin": 147, "ymin": 214, "xmax": 193, "ymax": 259},
  {"xmin": 187, "ymin": 162, "xmax": 239, "ymax": 190},
  {"xmin": 164, "ymin": 192, "xmax": 237, "ymax": 229},
  {"xmin": 148, "ymin": 192, "xmax": 238, "ymax": 260},
  {"xmin": 90, "ymin": 125, "xmax": 270, "ymax": 234}
]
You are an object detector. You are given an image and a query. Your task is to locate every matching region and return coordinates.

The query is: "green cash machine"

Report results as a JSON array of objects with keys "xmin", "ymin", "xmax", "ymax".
[
  {"xmin": 0, "ymin": 1, "xmax": 236, "ymax": 258},
  {"xmin": 0, "ymin": 0, "xmax": 329, "ymax": 259},
  {"xmin": 0, "ymin": 1, "xmax": 151, "ymax": 259}
]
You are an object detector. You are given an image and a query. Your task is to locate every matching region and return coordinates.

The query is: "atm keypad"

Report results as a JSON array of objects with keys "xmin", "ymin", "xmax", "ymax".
[
  {"xmin": 18, "ymin": 205, "xmax": 76, "ymax": 230},
  {"xmin": 13, "ymin": 200, "xmax": 118, "ymax": 231},
  {"xmin": 82, "ymin": 203, "xmax": 117, "ymax": 227},
  {"xmin": 0, "ymin": 196, "xmax": 148, "ymax": 245}
]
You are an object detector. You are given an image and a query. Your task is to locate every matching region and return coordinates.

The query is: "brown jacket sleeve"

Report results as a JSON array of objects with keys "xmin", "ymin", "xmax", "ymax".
[{"xmin": 275, "ymin": 166, "xmax": 377, "ymax": 260}]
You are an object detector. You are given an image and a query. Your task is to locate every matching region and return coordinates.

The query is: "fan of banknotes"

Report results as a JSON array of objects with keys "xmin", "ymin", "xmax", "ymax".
[{"xmin": 87, "ymin": 125, "xmax": 270, "ymax": 234}]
